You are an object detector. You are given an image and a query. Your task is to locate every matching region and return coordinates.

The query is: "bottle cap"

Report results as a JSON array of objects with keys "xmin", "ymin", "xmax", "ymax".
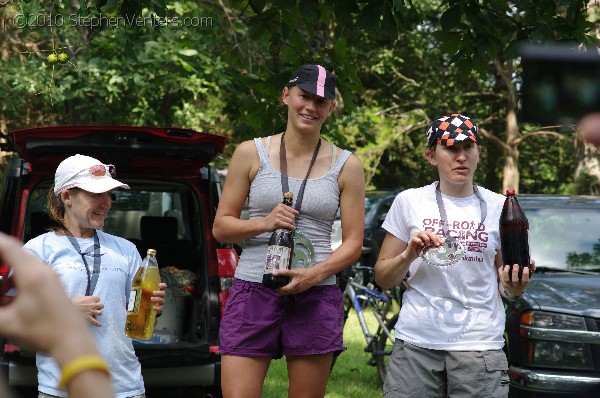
[
  {"xmin": 147, "ymin": 248, "xmax": 157, "ymax": 256},
  {"xmin": 506, "ymin": 189, "xmax": 516, "ymax": 196}
]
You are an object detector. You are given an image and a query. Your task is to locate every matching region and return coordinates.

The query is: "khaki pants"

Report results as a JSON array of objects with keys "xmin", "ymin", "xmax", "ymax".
[{"xmin": 383, "ymin": 339, "xmax": 509, "ymax": 398}]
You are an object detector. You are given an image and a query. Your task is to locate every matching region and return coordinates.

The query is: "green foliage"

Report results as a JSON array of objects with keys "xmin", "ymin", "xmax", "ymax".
[
  {"xmin": 567, "ymin": 240, "xmax": 600, "ymax": 270},
  {"xmin": 334, "ymin": 19, "xmax": 508, "ymax": 191},
  {"xmin": 431, "ymin": 0, "xmax": 597, "ymax": 75},
  {"xmin": 2, "ymin": 0, "xmax": 599, "ymax": 195},
  {"xmin": 573, "ymin": 172, "xmax": 600, "ymax": 196},
  {"xmin": 518, "ymin": 130, "xmax": 575, "ymax": 194},
  {"xmin": 207, "ymin": 0, "xmax": 427, "ymax": 146},
  {"xmin": 332, "ymin": 106, "xmax": 431, "ymax": 190},
  {"xmin": 4, "ymin": 1, "xmax": 230, "ymax": 135}
]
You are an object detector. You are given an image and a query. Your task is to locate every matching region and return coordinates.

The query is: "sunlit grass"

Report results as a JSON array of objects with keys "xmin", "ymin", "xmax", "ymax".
[{"xmin": 263, "ymin": 310, "xmax": 383, "ymax": 397}]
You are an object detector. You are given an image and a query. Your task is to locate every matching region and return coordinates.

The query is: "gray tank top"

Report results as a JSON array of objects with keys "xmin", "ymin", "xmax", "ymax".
[{"xmin": 234, "ymin": 136, "xmax": 352, "ymax": 285}]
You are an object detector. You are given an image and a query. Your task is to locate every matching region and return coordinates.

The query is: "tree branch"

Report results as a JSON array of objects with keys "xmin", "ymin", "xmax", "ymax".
[
  {"xmin": 479, "ymin": 127, "xmax": 508, "ymax": 151},
  {"xmin": 513, "ymin": 130, "xmax": 570, "ymax": 146}
]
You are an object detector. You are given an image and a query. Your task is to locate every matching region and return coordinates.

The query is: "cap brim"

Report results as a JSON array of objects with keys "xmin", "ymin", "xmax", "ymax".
[
  {"xmin": 438, "ymin": 134, "xmax": 478, "ymax": 147},
  {"xmin": 77, "ymin": 178, "xmax": 130, "ymax": 193},
  {"xmin": 295, "ymin": 83, "xmax": 335, "ymax": 100}
]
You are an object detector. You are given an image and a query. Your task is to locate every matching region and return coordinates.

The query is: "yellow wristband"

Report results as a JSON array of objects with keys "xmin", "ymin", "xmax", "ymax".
[{"xmin": 58, "ymin": 355, "xmax": 110, "ymax": 389}]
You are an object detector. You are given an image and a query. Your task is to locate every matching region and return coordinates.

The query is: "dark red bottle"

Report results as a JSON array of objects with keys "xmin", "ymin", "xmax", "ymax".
[
  {"xmin": 262, "ymin": 192, "xmax": 294, "ymax": 289},
  {"xmin": 499, "ymin": 189, "xmax": 531, "ymax": 281}
]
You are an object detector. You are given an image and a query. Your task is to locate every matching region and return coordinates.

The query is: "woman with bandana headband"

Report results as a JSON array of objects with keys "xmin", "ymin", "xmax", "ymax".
[
  {"xmin": 375, "ymin": 114, "xmax": 534, "ymax": 398},
  {"xmin": 212, "ymin": 64, "xmax": 365, "ymax": 398}
]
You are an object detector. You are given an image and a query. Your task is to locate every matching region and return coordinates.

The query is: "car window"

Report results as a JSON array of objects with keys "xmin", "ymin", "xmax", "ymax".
[
  {"xmin": 375, "ymin": 199, "xmax": 393, "ymax": 224},
  {"xmin": 105, "ymin": 189, "xmax": 188, "ymax": 240},
  {"xmin": 528, "ymin": 208, "xmax": 600, "ymax": 270},
  {"xmin": 365, "ymin": 196, "xmax": 379, "ymax": 221},
  {"xmin": 24, "ymin": 180, "xmax": 196, "ymax": 243},
  {"xmin": 335, "ymin": 194, "xmax": 392, "ymax": 222}
]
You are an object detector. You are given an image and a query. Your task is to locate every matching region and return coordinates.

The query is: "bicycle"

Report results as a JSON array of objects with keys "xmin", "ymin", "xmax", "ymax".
[{"xmin": 335, "ymin": 264, "xmax": 406, "ymax": 383}]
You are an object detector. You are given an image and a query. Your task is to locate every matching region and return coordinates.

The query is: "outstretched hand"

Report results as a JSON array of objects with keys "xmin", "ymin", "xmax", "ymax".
[
  {"xmin": 0, "ymin": 232, "xmax": 114, "ymax": 398},
  {"xmin": 0, "ymin": 233, "xmax": 93, "ymax": 356}
]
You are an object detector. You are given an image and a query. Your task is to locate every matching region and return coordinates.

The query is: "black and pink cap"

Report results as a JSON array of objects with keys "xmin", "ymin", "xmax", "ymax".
[{"xmin": 287, "ymin": 64, "xmax": 336, "ymax": 100}]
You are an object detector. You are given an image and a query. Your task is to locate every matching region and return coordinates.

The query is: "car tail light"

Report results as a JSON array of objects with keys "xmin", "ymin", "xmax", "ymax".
[
  {"xmin": 216, "ymin": 248, "xmax": 238, "ymax": 318},
  {"xmin": 0, "ymin": 261, "xmax": 17, "ymax": 356},
  {"xmin": 0, "ymin": 262, "xmax": 9, "ymax": 279},
  {"xmin": 519, "ymin": 310, "xmax": 594, "ymax": 370},
  {"xmin": 0, "ymin": 262, "xmax": 12, "ymax": 297}
]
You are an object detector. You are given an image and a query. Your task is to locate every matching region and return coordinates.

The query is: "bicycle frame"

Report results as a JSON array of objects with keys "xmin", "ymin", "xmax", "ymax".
[
  {"xmin": 344, "ymin": 279, "xmax": 395, "ymax": 355},
  {"xmin": 333, "ymin": 264, "xmax": 407, "ymax": 382}
]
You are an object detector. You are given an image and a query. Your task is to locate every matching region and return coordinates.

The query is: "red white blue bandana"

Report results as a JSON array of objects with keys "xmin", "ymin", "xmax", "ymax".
[{"xmin": 426, "ymin": 114, "xmax": 478, "ymax": 147}]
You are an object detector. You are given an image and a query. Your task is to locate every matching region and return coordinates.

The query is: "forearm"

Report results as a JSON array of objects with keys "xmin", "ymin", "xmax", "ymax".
[
  {"xmin": 310, "ymin": 239, "xmax": 363, "ymax": 283},
  {"xmin": 66, "ymin": 370, "xmax": 113, "ymax": 398},
  {"xmin": 212, "ymin": 215, "xmax": 269, "ymax": 244},
  {"xmin": 50, "ymin": 329, "xmax": 112, "ymax": 398},
  {"xmin": 375, "ymin": 252, "xmax": 412, "ymax": 291}
]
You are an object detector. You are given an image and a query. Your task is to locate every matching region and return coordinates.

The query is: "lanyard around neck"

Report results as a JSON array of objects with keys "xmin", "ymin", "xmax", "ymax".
[
  {"xmin": 64, "ymin": 229, "xmax": 102, "ymax": 296},
  {"xmin": 279, "ymin": 132, "xmax": 321, "ymax": 213},
  {"xmin": 435, "ymin": 182, "xmax": 487, "ymax": 236}
]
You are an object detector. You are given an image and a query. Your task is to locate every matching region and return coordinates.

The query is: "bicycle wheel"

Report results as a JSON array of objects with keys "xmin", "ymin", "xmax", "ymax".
[{"xmin": 374, "ymin": 312, "xmax": 398, "ymax": 384}]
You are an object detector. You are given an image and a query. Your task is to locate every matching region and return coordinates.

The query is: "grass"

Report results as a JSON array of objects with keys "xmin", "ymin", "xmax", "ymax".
[{"xmin": 263, "ymin": 309, "xmax": 383, "ymax": 398}]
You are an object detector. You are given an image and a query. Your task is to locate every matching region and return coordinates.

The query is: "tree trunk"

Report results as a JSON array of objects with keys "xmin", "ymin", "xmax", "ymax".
[
  {"xmin": 502, "ymin": 107, "xmax": 520, "ymax": 193},
  {"xmin": 574, "ymin": 132, "xmax": 600, "ymax": 195},
  {"xmin": 573, "ymin": 4, "xmax": 600, "ymax": 195}
]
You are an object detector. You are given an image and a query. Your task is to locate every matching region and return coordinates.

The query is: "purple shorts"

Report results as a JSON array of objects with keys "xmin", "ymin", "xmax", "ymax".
[{"xmin": 219, "ymin": 279, "xmax": 346, "ymax": 358}]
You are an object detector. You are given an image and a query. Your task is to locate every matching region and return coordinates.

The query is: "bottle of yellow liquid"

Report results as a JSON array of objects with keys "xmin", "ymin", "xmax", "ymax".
[{"xmin": 125, "ymin": 249, "xmax": 161, "ymax": 340}]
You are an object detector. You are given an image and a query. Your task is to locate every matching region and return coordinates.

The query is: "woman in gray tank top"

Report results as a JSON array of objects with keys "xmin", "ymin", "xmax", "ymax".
[{"xmin": 213, "ymin": 64, "xmax": 365, "ymax": 398}]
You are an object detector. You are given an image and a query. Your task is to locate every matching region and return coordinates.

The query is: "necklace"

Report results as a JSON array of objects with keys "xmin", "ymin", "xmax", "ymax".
[
  {"xmin": 435, "ymin": 182, "xmax": 487, "ymax": 233},
  {"xmin": 63, "ymin": 228, "xmax": 103, "ymax": 296},
  {"xmin": 278, "ymin": 132, "xmax": 321, "ymax": 267},
  {"xmin": 279, "ymin": 132, "xmax": 321, "ymax": 212}
]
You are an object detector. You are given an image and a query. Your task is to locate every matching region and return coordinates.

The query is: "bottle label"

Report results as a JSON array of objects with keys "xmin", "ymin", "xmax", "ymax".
[
  {"xmin": 127, "ymin": 287, "xmax": 142, "ymax": 314},
  {"xmin": 264, "ymin": 245, "xmax": 292, "ymax": 274}
]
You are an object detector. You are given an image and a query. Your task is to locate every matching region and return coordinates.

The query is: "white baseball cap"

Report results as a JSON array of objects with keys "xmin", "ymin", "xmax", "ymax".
[{"xmin": 53, "ymin": 154, "xmax": 129, "ymax": 196}]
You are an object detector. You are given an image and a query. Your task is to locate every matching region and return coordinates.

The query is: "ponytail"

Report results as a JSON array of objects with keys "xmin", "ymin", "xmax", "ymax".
[{"xmin": 46, "ymin": 185, "xmax": 66, "ymax": 232}]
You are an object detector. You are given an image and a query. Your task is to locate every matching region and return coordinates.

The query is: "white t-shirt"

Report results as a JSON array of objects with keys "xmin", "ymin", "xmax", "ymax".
[
  {"xmin": 24, "ymin": 230, "xmax": 144, "ymax": 398},
  {"xmin": 383, "ymin": 182, "xmax": 506, "ymax": 351}
]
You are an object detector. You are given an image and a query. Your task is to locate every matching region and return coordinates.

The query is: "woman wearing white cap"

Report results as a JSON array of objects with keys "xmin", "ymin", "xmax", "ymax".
[
  {"xmin": 375, "ymin": 114, "xmax": 534, "ymax": 398},
  {"xmin": 213, "ymin": 64, "xmax": 365, "ymax": 397},
  {"xmin": 22, "ymin": 154, "xmax": 166, "ymax": 398}
]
